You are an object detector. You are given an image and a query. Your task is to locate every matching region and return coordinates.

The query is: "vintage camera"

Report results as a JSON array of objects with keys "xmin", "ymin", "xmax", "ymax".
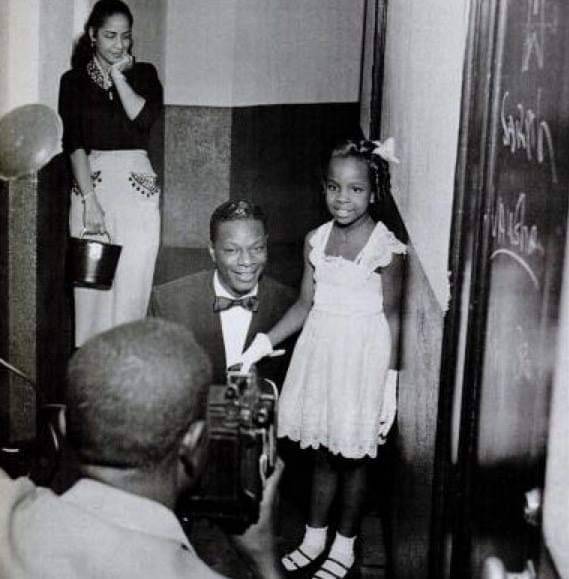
[{"xmin": 182, "ymin": 365, "xmax": 278, "ymax": 533}]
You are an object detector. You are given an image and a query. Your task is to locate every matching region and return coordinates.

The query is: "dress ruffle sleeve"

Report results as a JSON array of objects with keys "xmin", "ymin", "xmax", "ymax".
[
  {"xmin": 364, "ymin": 222, "xmax": 406, "ymax": 271},
  {"xmin": 307, "ymin": 222, "xmax": 333, "ymax": 266}
]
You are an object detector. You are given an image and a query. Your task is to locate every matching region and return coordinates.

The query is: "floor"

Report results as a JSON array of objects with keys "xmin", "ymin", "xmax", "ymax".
[
  {"xmin": 190, "ymin": 504, "xmax": 387, "ymax": 579},
  {"xmin": 189, "ymin": 444, "xmax": 390, "ymax": 578}
]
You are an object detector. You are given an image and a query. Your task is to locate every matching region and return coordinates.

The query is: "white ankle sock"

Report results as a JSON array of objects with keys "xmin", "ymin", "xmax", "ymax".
[
  {"xmin": 282, "ymin": 525, "xmax": 327, "ymax": 571},
  {"xmin": 328, "ymin": 532, "xmax": 356, "ymax": 567},
  {"xmin": 304, "ymin": 525, "xmax": 328, "ymax": 551}
]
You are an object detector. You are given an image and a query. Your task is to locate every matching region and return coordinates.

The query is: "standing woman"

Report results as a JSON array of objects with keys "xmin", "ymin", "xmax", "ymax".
[{"xmin": 59, "ymin": 0, "xmax": 163, "ymax": 347}]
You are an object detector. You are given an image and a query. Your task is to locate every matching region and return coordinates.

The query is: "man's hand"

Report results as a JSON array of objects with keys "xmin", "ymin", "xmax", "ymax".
[{"xmin": 231, "ymin": 458, "xmax": 286, "ymax": 578}]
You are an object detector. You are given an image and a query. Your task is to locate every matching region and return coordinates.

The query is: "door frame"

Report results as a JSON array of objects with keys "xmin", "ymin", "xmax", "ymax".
[
  {"xmin": 369, "ymin": 0, "xmax": 389, "ymax": 140},
  {"xmin": 429, "ymin": 0, "xmax": 504, "ymax": 576}
]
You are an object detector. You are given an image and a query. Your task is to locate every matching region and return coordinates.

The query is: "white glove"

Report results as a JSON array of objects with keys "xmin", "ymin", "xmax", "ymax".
[
  {"xmin": 378, "ymin": 370, "xmax": 398, "ymax": 443},
  {"xmin": 240, "ymin": 333, "xmax": 274, "ymax": 373}
]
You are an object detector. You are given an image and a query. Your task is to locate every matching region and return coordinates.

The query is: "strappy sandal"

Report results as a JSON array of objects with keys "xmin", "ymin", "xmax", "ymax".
[
  {"xmin": 312, "ymin": 556, "xmax": 352, "ymax": 579},
  {"xmin": 281, "ymin": 547, "xmax": 318, "ymax": 571}
]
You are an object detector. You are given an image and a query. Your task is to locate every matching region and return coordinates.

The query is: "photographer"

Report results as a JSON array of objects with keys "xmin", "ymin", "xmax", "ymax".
[{"xmin": 0, "ymin": 319, "xmax": 284, "ymax": 578}]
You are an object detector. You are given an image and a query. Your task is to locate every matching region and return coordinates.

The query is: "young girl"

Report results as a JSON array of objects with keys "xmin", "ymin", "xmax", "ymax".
[{"xmin": 241, "ymin": 138, "xmax": 406, "ymax": 578}]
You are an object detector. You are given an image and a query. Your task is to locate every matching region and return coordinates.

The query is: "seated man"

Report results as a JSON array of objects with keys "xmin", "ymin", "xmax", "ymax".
[
  {"xmin": 150, "ymin": 200, "xmax": 296, "ymax": 384},
  {"xmin": 0, "ymin": 319, "xmax": 284, "ymax": 578}
]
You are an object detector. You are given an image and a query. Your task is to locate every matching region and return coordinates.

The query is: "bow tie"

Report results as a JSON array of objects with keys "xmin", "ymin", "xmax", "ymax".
[{"xmin": 213, "ymin": 295, "xmax": 259, "ymax": 313}]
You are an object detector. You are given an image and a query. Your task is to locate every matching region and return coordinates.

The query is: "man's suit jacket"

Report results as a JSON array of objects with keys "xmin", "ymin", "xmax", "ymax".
[{"xmin": 149, "ymin": 269, "xmax": 296, "ymax": 386}]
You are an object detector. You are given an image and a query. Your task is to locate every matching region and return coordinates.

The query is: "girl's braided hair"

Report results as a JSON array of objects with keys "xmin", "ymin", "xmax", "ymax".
[{"xmin": 328, "ymin": 139, "xmax": 393, "ymax": 206}]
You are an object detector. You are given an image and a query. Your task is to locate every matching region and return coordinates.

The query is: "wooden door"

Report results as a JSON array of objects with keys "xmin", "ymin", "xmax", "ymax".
[{"xmin": 430, "ymin": 0, "xmax": 569, "ymax": 577}]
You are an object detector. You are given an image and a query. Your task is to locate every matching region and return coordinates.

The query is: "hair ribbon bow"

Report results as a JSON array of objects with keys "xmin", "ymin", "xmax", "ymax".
[{"xmin": 371, "ymin": 137, "xmax": 399, "ymax": 164}]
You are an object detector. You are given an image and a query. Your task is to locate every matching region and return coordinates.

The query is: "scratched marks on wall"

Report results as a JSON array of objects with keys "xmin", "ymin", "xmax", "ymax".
[
  {"xmin": 500, "ymin": 88, "xmax": 557, "ymax": 183},
  {"xmin": 501, "ymin": 0, "xmax": 559, "ymax": 182},
  {"xmin": 488, "ymin": 193, "xmax": 543, "ymax": 290},
  {"xmin": 522, "ymin": 0, "xmax": 559, "ymax": 72},
  {"xmin": 486, "ymin": 0, "xmax": 561, "ymax": 295},
  {"xmin": 477, "ymin": 0, "xmax": 568, "ymax": 467}
]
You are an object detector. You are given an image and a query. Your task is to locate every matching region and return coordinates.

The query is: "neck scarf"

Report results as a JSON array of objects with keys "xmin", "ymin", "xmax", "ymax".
[{"xmin": 86, "ymin": 57, "xmax": 113, "ymax": 100}]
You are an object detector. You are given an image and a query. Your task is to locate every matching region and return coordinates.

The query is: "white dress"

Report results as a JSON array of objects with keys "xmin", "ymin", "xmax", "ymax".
[{"xmin": 277, "ymin": 220, "xmax": 406, "ymax": 458}]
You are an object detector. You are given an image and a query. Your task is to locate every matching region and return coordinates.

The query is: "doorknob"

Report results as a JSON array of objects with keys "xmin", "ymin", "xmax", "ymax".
[{"xmin": 481, "ymin": 557, "xmax": 536, "ymax": 579}]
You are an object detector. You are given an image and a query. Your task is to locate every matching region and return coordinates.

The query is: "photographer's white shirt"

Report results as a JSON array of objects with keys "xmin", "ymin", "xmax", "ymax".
[
  {"xmin": 214, "ymin": 271, "xmax": 258, "ymax": 368},
  {"xmin": 0, "ymin": 471, "xmax": 226, "ymax": 578}
]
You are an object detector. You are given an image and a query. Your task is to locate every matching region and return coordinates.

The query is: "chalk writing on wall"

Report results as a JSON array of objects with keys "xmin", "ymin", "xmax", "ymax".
[
  {"xmin": 522, "ymin": 0, "xmax": 559, "ymax": 72},
  {"xmin": 500, "ymin": 88, "xmax": 558, "ymax": 183},
  {"xmin": 486, "ymin": 193, "xmax": 543, "ymax": 289},
  {"xmin": 478, "ymin": 0, "xmax": 567, "ymax": 469}
]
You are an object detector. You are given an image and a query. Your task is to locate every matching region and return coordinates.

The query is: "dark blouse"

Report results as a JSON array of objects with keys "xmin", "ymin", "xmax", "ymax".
[{"xmin": 58, "ymin": 61, "xmax": 163, "ymax": 153}]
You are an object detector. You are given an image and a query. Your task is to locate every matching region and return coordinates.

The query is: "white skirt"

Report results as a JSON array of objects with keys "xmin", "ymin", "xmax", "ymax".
[
  {"xmin": 277, "ymin": 309, "xmax": 394, "ymax": 459},
  {"xmin": 69, "ymin": 150, "xmax": 160, "ymax": 346}
]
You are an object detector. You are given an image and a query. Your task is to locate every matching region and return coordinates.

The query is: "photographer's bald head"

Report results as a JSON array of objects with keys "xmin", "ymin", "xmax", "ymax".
[{"xmin": 65, "ymin": 317, "xmax": 211, "ymax": 505}]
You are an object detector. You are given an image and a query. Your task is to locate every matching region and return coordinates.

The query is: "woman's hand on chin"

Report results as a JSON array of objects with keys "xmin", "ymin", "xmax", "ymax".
[{"xmin": 110, "ymin": 54, "xmax": 134, "ymax": 78}]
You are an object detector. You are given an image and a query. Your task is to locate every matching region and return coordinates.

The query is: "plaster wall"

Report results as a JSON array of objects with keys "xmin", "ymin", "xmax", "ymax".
[
  {"xmin": 0, "ymin": 0, "xmax": 41, "ymax": 115},
  {"xmin": 367, "ymin": 3, "xmax": 471, "ymax": 575},
  {"xmin": 165, "ymin": 0, "xmax": 364, "ymax": 106},
  {"xmin": 381, "ymin": 0, "xmax": 471, "ymax": 310}
]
